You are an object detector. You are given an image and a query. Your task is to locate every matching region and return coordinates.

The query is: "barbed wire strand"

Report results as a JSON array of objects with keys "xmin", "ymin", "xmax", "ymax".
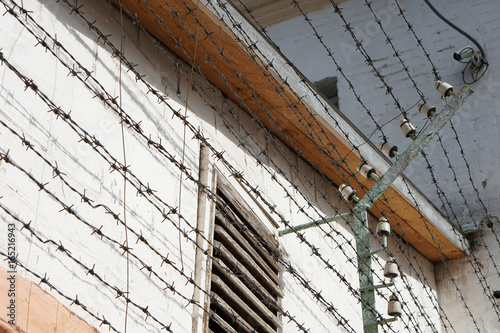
[{"xmin": 0, "ymin": 0, "xmax": 494, "ymax": 330}]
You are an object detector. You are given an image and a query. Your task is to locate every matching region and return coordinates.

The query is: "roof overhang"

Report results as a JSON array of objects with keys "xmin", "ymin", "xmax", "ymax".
[
  {"xmin": 233, "ymin": 0, "xmax": 348, "ymax": 27},
  {"xmin": 113, "ymin": 0, "xmax": 469, "ymax": 261}
]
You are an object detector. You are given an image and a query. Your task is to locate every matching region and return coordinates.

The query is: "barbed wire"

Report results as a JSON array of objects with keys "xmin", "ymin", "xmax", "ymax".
[
  {"xmin": 363, "ymin": 0, "xmax": 500, "ymax": 321},
  {"xmin": 399, "ymin": 178, "xmax": 483, "ymax": 331},
  {"xmin": 363, "ymin": 0, "xmax": 500, "ymax": 317},
  {"xmin": 199, "ymin": 0, "xmax": 476, "ymax": 330},
  {"xmin": 391, "ymin": 0, "xmax": 500, "ymax": 265},
  {"xmin": 435, "ymin": 133, "xmax": 500, "ymax": 280},
  {"xmin": 0, "ymin": 49, "xmax": 354, "ymax": 331},
  {"xmin": 229, "ymin": 2, "xmax": 459, "ymax": 331},
  {"xmin": 109, "ymin": 0, "xmax": 468, "ymax": 330},
  {"xmin": 280, "ymin": 0, "xmax": 479, "ymax": 240},
  {"xmin": 392, "ymin": 0, "xmax": 441, "ymax": 81},
  {"xmin": 0, "ymin": 147, "xmax": 297, "ymax": 333},
  {"xmin": 0, "ymin": 251, "xmax": 121, "ymax": 331},
  {"xmin": 72, "ymin": 1, "xmax": 440, "ymax": 328},
  {"xmin": 0, "ymin": 7, "xmax": 406, "ymax": 333},
  {"xmin": 0, "ymin": 3, "xmax": 393, "ymax": 329},
  {"xmin": 204, "ymin": 0, "xmax": 500, "ymax": 330},
  {"xmin": 257, "ymin": 0, "xmax": 499, "ymax": 326},
  {"xmin": 0, "ymin": 32, "xmax": 325, "ymax": 330},
  {"xmin": 1, "ymin": 0, "xmax": 496, "ymax": 331},
  {"xmin": 205, "ymin": 0, "xmax": 500, "ymax": 328},
  {"xmin": 0, "ymin": 202, "xmax": 175, "ymax": 332},
  {"xmin": 84, "ymin": 0, "xmax": 482, "ymax": 326},
  {"xmin": 45, "ymin": 0, "xmax": 396, "ymax": 322},
  {"xmin": 377, "ymin": 0, "xmax": 500, "ymax": 259}
]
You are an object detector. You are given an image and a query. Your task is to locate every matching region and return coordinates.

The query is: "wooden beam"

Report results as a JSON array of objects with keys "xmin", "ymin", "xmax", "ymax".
[{"xmin": 113, "ymin": 0, "xmax": 467, "ymax": 261}]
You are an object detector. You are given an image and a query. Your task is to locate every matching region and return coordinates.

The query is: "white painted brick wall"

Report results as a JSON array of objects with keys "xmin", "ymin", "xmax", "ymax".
[{"xmin": 0, "ymin": 0, "xmax": 463, "ymax": 332}]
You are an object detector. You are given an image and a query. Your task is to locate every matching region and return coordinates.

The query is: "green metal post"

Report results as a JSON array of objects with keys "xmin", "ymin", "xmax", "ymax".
[
  {"xmin": 353, "ymin": 207, "xmax": 379, "ymax": 332},
  {"xmin": 368, "ymin": 234, "xmax": 387, "ymax": 256},
  {"xmin": 353, "ymin": 86, "xmax": 474, "ymax": 333}
]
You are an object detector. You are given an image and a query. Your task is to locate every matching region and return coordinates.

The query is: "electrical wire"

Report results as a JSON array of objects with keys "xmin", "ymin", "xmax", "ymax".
[
  {"xmin": 423, "ymin": 0, "xmax": 489, "ymax": 84},
  {"xmin": 422, "ymin": 0, "xmax": 486, "ymax": 58}
]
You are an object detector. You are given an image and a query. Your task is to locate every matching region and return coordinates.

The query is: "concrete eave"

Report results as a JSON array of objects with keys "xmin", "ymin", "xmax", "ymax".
[{"xmin": 113, "ymin": 0, "xmax": 469, "ymax": 261}]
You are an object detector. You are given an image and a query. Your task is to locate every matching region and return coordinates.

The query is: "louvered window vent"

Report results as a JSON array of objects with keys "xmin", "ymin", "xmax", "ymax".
[{"xmin": 209, "ymin": 188, "xmax": 282, "ymax": 333}]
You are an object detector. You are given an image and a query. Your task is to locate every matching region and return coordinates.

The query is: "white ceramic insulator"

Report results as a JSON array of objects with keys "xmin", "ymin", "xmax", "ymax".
[
  {"xmin": 399, "ymin": 119, "xmax": 416, "ymax": 138},
  {"xmin": 378, "ymin": 142, "xmax": 398, "ymax": 158},
  {"xmin": 376, "ymin": 217, "xmax": 391, "ymax": 236},
  {"xmin": 384, "ymin": 260, "xmax": 399, "ymax": 279},
  {"xmin": 388, "ymin": 295, "xmax": 403, "ymax": 317},
  {"xmin": 339, "ymin": 184, "xmax": 356, "ymax": 202},
  {"xmin": 357, "ymin": 163, "xmax": 376, "ymax": 179},
  {"xmin": 417, "ymin": 103, "xmax": 436, "ymax": 118},
  {"xmin": 435, "ymin": 80, "xmax": 453, "ymax": 97}
]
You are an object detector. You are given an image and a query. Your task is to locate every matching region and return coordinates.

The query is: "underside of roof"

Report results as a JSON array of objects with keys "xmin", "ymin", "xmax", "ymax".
[
  {"xmin": 233, "ymin": 0, "xmax": 348, "ymax": 27},
  {"xmin": 112, "ymin": 0, "xmax": 469, "ymax": 262}
]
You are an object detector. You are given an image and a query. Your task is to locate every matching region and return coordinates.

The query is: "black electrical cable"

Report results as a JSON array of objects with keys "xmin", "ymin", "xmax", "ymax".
[
  {"xmin": 423, "ymin": 0, "xmax": 486, "ymax": 58},
  {"xmin": 423, "ymin": 0, "xmax": 488, "ymax": 84}
]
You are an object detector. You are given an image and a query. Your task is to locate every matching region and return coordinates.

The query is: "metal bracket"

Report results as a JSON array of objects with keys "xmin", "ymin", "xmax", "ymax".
[
  {"xmin": 354, "ymin": 85, "xmax": 474, "ymax": 214},
  {"xmin": 278, "ymin": 212, "xmax": 353, "ymax": 236},
  {"xmin": 365, "ymin": 317, "xmax": 399, "ymax": 328},
  {"xmin": 359, "ymin": 279, "xmax": 395, "ymax": 292},
  {"xmin": 461, "ymin": 221, "xmax": 482, "ymax": 234},
  {"xmin": 276, "ymin": 86, "xmax": 474, "ymax": 333},
  {"xmin": 367, "ymin": 235, "xmax": 388, "ymax": 257}
]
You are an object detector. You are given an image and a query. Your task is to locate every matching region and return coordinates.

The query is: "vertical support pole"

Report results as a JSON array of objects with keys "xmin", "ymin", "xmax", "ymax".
[
  {"xmin": 192, "ymin": 143, "xmax": 212, "ymax": 333},
  {"xmin": 353, "ymin": 207, "xmax": 378, "ymax": 333}
]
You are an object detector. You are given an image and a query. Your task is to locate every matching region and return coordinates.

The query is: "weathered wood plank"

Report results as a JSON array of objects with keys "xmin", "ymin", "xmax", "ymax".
[
  {"xmin": 217, "ymin": 174, "xmax": 280, "ymax": 246},
  {"xmin": 210, "ymin": 292, "xmax": 253, "ymax": 333},
  {"xmin": 215, "ymin": 204, "xmax": 280, "ymax": 273},
  {"xmin": 214, "ymin": 239, "xmax": 283, "ymax": 298},
  {"xmin": 214, "ymin": 224, "xmax": 280, "ymax": 286},
  {"xmin": 213, "ymin": 259, "xmax": 282, "ymax": 329},
  {"xmin": 209, "ymin": 310, "xmax": 238, "ymax": 333},
  {"xmin": 212, "ymin": 274, "xmax": 277, "ymax": 333}
]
